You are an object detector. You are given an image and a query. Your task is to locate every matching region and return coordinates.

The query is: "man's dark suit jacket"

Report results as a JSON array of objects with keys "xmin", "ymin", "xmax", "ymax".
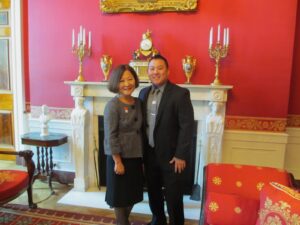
[{"xmin": 139, "ymin": 81, "xmax": 194, "ymax": 166}]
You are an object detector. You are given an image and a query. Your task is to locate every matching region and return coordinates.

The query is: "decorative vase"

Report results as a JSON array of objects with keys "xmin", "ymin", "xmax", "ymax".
[
  {"xmin": 100, "ymin": 55, "xmax": 112, "ymax": 81},
  {"xmin": 182, "ymin": 55, "xmax": 196, "ymax": 84}
]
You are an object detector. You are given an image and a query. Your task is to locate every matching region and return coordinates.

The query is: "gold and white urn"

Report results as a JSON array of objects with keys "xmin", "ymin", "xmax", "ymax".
[
  {"xmin": 182, "ymin": 55, "xmax": 196, "ymax": 84},
  {"xmin": 100, "ymin": 55, "xmax": 112, "ymax": 81}
]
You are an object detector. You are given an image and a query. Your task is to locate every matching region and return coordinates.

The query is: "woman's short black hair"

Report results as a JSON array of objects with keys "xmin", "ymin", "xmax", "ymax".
[
  {"xmin": 148, "ymin": 54, "xmax": 169, "ymax": 69},
  {"xmin": 107, "ymin": 64, "xmax": 139, "ymax": 93}
]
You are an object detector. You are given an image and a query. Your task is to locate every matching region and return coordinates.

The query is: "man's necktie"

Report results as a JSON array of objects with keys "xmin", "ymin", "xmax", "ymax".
[{"xmin": 148, "ymin": 89, "xmax": 160, "ymax": 147}]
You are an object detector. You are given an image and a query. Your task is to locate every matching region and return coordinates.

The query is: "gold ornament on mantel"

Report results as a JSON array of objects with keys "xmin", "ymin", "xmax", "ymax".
[
  {"xmin": 100, "ymin": 55, "xmax": 112, "ymax": 81},
  {"xmin": 129, "ymin": 30, "xmax": 159, "ymax": 82},
  {"xmin": 72, "ymin": 26, "xmax": 92, "ymax": 82},
  {"xmin": 209, "ymin": 24, "xmax": 229, "ymax": 86},
  {"xmin": 182, "ymin": 55, "xmax": 196, "ymax": 84},
  {"xmin": 133, "ymin": 30, "xmax": 159, "ymax": 60}
]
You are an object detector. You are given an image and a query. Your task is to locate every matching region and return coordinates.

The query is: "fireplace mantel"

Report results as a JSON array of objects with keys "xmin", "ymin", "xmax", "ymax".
[
  {"xmin": 65, "ymin": 81, "xmax": 232, "ymax": 102},
  {"xmin": 65, "ymin": 81, "xmax": 233, "ymax": 191}
]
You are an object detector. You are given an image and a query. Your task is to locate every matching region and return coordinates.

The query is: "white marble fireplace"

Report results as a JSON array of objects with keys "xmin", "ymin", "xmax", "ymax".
[{"xmin": 65, "ymin": 81, "xmax": 232, "ymax": 192}]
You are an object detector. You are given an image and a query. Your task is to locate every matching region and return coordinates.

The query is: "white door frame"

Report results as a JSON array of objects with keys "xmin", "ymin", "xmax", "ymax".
[{"xmin": 10, "ymin": 0, "xmax": 28, "ymax": 151}]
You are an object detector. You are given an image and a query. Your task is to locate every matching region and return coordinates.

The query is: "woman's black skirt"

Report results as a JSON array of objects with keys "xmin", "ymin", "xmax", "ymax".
[{"xmin": 105, "ymin": 156, "xmax": 143, "ymax": 207}]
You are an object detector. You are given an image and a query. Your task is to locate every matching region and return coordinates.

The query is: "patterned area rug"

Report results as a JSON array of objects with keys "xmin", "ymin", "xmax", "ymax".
[{"xmin": 0, "ymin": 204, "xmax": 147, "ymax": 225}]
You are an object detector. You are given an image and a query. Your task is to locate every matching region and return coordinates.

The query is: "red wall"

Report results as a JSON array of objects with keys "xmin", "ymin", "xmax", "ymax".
[
  {"xmin": 26, "ymin": 0, "xmax": 298, "ymax": 118},
  {"xmin": 289, "ymin": 1, "xmax": 300, "ymax": 114},
  {"xmin": 23, "ymin": 0, "xmax": 30, "ymax": 105}
]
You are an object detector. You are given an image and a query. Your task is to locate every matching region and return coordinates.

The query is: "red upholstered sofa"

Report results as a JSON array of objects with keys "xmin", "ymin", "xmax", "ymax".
[
  {"xmin": 0, "ymin": 150, "xmax": 36, "ymax": 208},
  {"xmin": 199, "ymin": 163, "xmax": 300, "ymax": 225}
]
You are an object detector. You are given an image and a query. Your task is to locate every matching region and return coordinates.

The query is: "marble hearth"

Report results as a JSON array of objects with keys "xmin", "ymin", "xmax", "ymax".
[{"xmin": 65, "ymin": 81, "xmax": 232, "ymax": 192}]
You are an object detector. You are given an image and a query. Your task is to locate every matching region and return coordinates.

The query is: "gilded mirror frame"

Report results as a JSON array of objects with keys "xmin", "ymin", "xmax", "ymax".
[{"xmin": 100, "ymin": 0, "xmax": 198, "ymax": 13}]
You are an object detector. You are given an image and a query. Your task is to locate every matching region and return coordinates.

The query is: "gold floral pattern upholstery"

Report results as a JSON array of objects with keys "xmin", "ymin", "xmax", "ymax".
[
  {"xmin": 257, "ymin": 182, "xmax": 265, "ymax": 191},
  {"xmin": 201, "ymin": 163, "xmax": 293, "ymax": 225},
  {"xmin": 209, "ymin": 201, "xmax": 219, "ymax": 212},
  {"xmin": 236, "ymin": 181, "xmax": 242, "ymax": 188},
  {"xmin": 0, "ymin": 171, "xmax": 18, "ymax": 184},
  {"xmin": 0, "ymin": 170, "xmax": 29, "ymax": 203},
  {"xmin": 0, "ymin": 150, "xmax": 36, "ymax": 208},
  {"xmin": 212, "ymin": 176, "xmax": 222, "ymax": 186},
  {"xmin": 234, "ymin": 207, "xmax": 242, "ymax": 214},
  {"xmin": 258, "ymin": 182, "xmax": 300, "ymax": 225}
]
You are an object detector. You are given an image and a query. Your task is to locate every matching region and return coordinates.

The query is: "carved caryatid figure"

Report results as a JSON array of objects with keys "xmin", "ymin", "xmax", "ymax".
[
  {"xmin": 71, "ymin": 96, "xmax": 89, "ymax": 191},
  {"xmin": 71, "ymin": 97, "xmax": 88, "ymax": 147},
  {"xmin": 205, "ymin": 101, "xmax": 224, "ymax": 163}
]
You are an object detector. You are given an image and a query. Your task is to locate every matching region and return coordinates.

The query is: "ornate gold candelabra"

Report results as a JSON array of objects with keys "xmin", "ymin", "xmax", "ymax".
[
  {"xmin": 182, "ymin": 55, "xmax": 196, "ymax": 84},
  {"xmin": 72, "ymin": 26, "xmax": 92, "ymax": 82},
  {"xmin": 209, "ymin": 25, "xmax": 229, "ymax": 86},
  {"xmin": 100, "ymin": 55, "xmax": 112, "ymax": 81}
]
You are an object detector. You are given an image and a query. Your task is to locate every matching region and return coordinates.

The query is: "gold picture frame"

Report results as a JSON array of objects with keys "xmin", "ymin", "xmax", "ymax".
[
  {"xmin": 100, "ymin": 0, "xmax": 198, "ymax": 13},
  {"xmin": 0, "ymin": 0, "xmax": 10, "ymax": 9}
]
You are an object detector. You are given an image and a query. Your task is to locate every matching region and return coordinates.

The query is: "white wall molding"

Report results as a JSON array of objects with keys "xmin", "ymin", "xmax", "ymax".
[
  {"xmin": 25, "ymin": 115, "xmax": 300, "ymax": 185},
  {"xmin": 26, "ymin": 111, "xmax": 300, "ymax": 181},
  {"xmin": 286, "ymin": 127, "xmax": 300, "ymax": 179},
  {"xmin": 222, "ymin": 130, "xmax": 288, "ymax": 169}
]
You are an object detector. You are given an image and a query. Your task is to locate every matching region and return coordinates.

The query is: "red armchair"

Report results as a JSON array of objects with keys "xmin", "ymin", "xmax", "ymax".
[
  {"xmin": 199, "ymin": 163, "xmax": 299, "ymax": 225},
  {"xmin": 0, "ymin": 150, "xmax": 36, "ymax": 208}
]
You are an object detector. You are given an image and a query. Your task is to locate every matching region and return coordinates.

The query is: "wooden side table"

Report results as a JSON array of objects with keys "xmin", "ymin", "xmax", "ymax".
[{"xmin": 21, "ymin": 132, "xmax": 68, "ymax": 194}]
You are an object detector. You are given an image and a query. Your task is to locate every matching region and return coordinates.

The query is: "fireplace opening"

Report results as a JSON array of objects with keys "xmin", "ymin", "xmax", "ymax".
[{"xmin": 98, "ymin": 116, "xmax": 198, "ymax": 195}]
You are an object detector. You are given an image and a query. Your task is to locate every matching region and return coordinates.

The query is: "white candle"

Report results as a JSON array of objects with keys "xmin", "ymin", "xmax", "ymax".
[
  {"xmin": 226, "ymin": 28, "xmax": 230, "ymax": 46},
  {"xmin": 77, "ymin": 33, "xmax": 80, "ymax": 47},
  {"xmin": 217, "ymin": 24, "xmax": 220, "ymax": 43},
  {"xmin": 80, "ymin": 26, "xmax": 83, "ymax": 44},
  {"xmin": 72, "ymin": 29, "xmax": 75, "ymax": 48},
  {"xmin": 223, "ymin": 28, "xmax": 226, "ymax": 46},
  {"xmin": 88, "ymin": 31, "xmax": 91, "ymax": 48},
  {"xmin": 83, "ymin": 29, "xmax": 86, "ymax": 46},
  {"xmin": 209, "ymin": 27, "xmax": 213, "ymax": 48}
]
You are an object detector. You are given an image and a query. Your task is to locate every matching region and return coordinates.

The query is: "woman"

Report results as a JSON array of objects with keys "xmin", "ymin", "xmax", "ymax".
[{"xmin": 103, "ymin": 64, "xmax": 143, "ymax": 225}]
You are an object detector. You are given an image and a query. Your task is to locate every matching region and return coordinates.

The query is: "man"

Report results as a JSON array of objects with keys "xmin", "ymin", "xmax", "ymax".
[{"xmin": 139, "ymin": 54, "xmax": 194, "ymax": 225}]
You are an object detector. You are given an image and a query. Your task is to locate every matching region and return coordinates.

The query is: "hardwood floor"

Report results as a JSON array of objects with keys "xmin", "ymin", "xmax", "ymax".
[{"xmin": 1, "ymin": 160, "xmax": 199, "ymax": 225}]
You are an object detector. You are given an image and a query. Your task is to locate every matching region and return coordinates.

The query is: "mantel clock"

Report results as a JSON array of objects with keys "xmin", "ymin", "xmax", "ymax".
[{"xmin": 130, "ymin": 30, "xmax": 159, "ymax": 82}]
